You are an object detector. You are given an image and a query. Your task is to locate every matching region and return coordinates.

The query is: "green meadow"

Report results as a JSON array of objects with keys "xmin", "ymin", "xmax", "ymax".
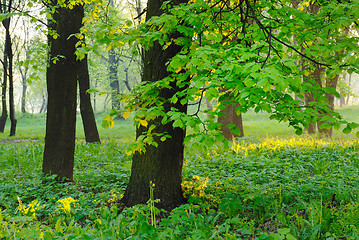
[{"xmin": 0, "ymin": 106, "xmax": 359, "ymax": 239}]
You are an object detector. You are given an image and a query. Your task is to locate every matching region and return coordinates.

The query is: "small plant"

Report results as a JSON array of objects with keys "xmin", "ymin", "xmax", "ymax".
[{"xmin": 148, "ymin": 181, "xmax": 159, "ymax": 228}]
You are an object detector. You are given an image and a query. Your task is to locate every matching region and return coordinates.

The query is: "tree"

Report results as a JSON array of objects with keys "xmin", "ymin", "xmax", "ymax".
[
  {"xmin": 118, "ymin": 0, "xmax": 359, "ymax": 208},
  {"xmin": 121, "ymin": 0, "xmax": 188, "ymax": 210},
  {"xmin": 0, "ymin": 0, "xmax": 17, "ymax": 135},
  {"xmin": 78, "ymin": 54, "xmax": 101, "ymax": 143},
  {"xmin": 42, "ymin": 1, "xmax": 83, "ymax": 181}
]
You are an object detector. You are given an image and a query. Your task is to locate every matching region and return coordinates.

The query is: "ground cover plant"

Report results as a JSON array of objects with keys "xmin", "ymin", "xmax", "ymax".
[{"xmin": 0, "ymin": 112, "xmax": 359, "ymax": 239}]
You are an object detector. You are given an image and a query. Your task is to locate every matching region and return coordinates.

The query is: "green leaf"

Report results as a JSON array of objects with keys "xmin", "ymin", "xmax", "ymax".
[
  {"xmin": 295, "ymin": 129, "xmax": 303, "ymax": 135},
  {"xmin": 343, "ymin": 126, "xmax": 351, "ymax": 134}
]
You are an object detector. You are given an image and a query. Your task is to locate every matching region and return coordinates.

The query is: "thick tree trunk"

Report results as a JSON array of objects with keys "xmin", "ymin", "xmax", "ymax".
[
  {"xmin": 78, "ymin": 55, "xmax": 101, "ymax": 143},
  {"xmin": 42, "ymin": 2, "xmax": 83, "ymax": 181},
  {"xmin": 218, "ymin": 103, "xmax": 244, "ymax": 140},
  {"xmin": 122, "ymin": 0, "xmax": 188, "ymax": 210}
]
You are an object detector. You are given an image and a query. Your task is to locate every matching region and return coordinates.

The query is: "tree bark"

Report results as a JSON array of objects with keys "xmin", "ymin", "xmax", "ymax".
[
  {"xmin": 218, "ymin": 103, "xmax": 244, "ymax": 140},
  {"xmin": 0, "ymin": 18, "xmax": 9, "ymax": 133},
  {"xmin": 317, "ymin": 75, "xmax": 338, "ymax": 137},
  {"xmin": 121, "ymin": 0, "xmax": 188, "ymax": 210},
  {"xmin": 108, "ymin": 48, "xmax": 120, "ymax": 110},
  {"xmin": 78, "ymin": 55, "xmax": 101, "ymax": 143},
  {"xmin": 7, "ymin": 23, "xmax": 16, "ymax": 136},
  {"xmin": 303, "ymin": 66, "xmax": 324, "ymax": 134},
  {"xmin": 42, "ymin": 2, "xmax": 83, "ymax": 181},
  {"xmin": 19, "ymin": 51, "xmax": 30, "ymax": 114}
]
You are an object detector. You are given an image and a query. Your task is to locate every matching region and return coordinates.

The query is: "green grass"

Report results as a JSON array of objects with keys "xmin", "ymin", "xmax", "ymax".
[
  {"xmin": 2, "ymin": 104, "xmax": 359, "ymax": 141},
  {"xmin": 0, "ymin": 107, "xmax": 359, "ymax": 239}
]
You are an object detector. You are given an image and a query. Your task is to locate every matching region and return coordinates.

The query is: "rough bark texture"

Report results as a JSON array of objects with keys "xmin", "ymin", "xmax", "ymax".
[
  {"xmin": 121, "ymin": 0, "xmax": 188, "ymax": 210},
  {"xmin": 42, "ymin": 2, "xmax": 83, "ymax": 181},
  {"xmin": 78, "ymin": 55, "xmax": 101, "ymax": 143},
  {"xmin": 218, "ymin": 103, "xmax": 244, "ymax": 140}
]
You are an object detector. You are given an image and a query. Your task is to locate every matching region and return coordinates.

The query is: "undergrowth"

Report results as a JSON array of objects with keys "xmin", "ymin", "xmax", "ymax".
[{"xmin": 0, "ymin": 136, "xmax": 359, "ymax": 239}]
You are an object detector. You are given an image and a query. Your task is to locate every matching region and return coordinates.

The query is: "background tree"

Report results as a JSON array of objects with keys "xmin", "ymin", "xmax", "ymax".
[{"xmin": 78, "ymin": 54, "xmax": 101, "ymax": 143}]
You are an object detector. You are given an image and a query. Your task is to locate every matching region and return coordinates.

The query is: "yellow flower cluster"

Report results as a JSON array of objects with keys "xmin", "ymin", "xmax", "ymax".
[
  {"xmin": 17, "ymin": 197, "xmax": 40, "ymax": 217},
  {"xmin": 232, "ymin": 136, "xmax": 358, "ymax": 156},
  {"xmin": 57, "ymin": 197, "xmax": 76, "ymax": 216},
  {"xmin": 182, "ymin": 175, "xmax": 209, "ymax": 198}
]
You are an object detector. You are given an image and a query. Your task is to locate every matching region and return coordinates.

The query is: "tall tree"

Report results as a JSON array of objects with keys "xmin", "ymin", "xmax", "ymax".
[
  {"xmin": 118, "ymin": 0, "xmax": 359, "ymax": 208},
  {"xmin": 0, "ymin": 0, "xmax": 11, "ymax": 133},
  {"xmin": 42, "ymin": 1, "xmax": 83, "ymax": 181},
  {"xmin": 121, "ymin": 0, "xmax": 188, "ymax": 210}
]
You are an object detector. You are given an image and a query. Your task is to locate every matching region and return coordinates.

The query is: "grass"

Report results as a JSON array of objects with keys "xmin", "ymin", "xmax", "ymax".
[{"xmin": 0, "ymin": 106, "xmax": 359, "ymax": 239}]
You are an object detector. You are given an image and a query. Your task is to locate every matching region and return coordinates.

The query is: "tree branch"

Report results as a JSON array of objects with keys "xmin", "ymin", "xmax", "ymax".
[{"xmin": 244, "ymin": 0, "xmax": 332, "ymax": 68}]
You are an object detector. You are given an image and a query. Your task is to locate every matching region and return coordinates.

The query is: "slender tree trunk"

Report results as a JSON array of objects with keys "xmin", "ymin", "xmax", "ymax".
[
  {"xmin": 7, "ymin": 25, "xmax": 16, "ymax": 136},
  {"xmin": 42, "ymin": 2, "xmax": 83, "ymax": 181},
  {"xmin": 121, "ymin": 0, "xmax": 188, "ymax": 210},
  {"xmin": 339, "ymin": 94, "xmax": 345, "ymax": 108},
  {"xmin": 78, "ymin": 55, "xmax": 100, "ymax": 143},
  {"xmin": 108, "ymin": 48, "xmax": 120, "ymax": 110},
  {"xmin": 20, "ymin": 51, "xmax": 30, "ymax": 114},
  {"xmin": 0, "ymin": 19, "xmax": 9, "ymax": 133},
  {"xmin": 39, "ymin": 92, "xmax": 47, "ymax": 113}
]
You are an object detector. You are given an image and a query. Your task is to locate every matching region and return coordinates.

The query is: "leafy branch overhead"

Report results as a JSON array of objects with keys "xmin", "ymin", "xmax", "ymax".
[{"xmin": 105, "ymin": 0, "xmax": 359, "ymax": 150}]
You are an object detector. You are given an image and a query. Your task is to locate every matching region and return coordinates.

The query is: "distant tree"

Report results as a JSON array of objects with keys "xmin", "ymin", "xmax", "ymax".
[{"xmin": 42, "ymin": 1, "xmax": 83, "ymax": 181}]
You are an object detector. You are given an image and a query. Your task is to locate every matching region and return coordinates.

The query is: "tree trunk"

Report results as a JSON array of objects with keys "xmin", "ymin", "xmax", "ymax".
[
  {"xmin": 218, "ymin": 103, "xmax": 244, "ymax": 140},
  {"xmin": 20, "ymin": 51, "xmax": 30, "ymax": 114},
  {"xmin": 42, "ymin": 2, "xmax": 83, "ymax": 181},
  {"xmin": 0, "ymin": 18, "xmax": 9, "ymax": 133},
  {"xmin": 317, "ymin": 75, "xmax": 338, "ymax": 137},
  {"xmin": 39, "ymin": 92, "xmax": 47, "ymax": 113},
  {"xmin": 339, "ymin": 94, "xmax": 345, "ymax": 108},
  {"xmin": 121, "ymin": 0, "xmax": 188, "ymax": 210},
  {"xmin": 108, "ymin": 48, "xmax": 120, "ymax": 110},
  {"xmin": 303, "ymin": 66, "xmax": 324, "ymax": 134},
  {"xmin": 7, "ymin": 23, "xmax": 16, "ymax": 136},
  {"xmin": 78, "ymin": 55, "xmax": 101, "ymax": 143}
]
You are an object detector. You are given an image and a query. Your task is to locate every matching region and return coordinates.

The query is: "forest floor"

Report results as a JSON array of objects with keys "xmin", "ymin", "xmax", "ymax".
[{"xmin": 0, "ymin": 105, "xmax": 358, "ymax": 239}]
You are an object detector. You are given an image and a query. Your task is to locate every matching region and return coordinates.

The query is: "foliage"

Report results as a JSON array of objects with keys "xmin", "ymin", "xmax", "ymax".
[
  {"xmin": 1, "ymin": 135, "xmax": 359, "ymax": 238},
  {"xmin": 95, "ymin": 0, "xmax": 359, "ymax": 153}
]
